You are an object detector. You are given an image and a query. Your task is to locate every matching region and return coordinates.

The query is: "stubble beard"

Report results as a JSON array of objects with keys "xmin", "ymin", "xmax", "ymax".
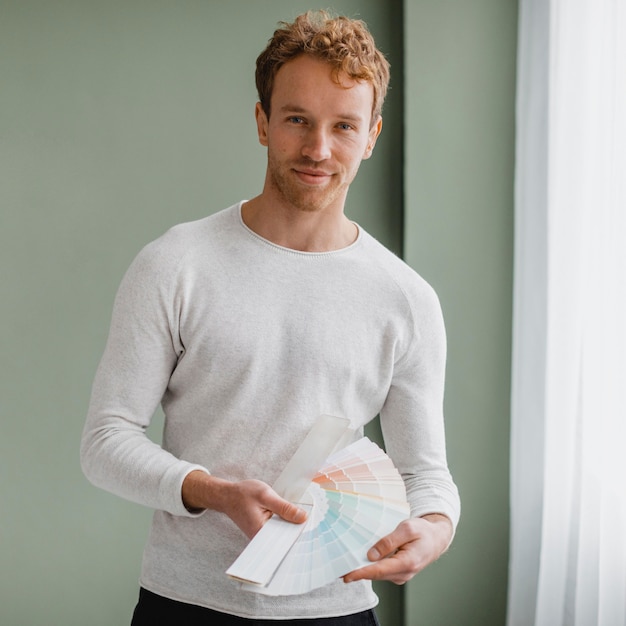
[{"xmin": 268, "ymin": 153, "xmax": 347, "ymax": 214}]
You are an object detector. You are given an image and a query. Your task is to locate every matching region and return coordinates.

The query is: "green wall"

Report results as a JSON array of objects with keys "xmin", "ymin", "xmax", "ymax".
[
  {"xmin": 1, "ymin": 1, "xmax": 515, "ymax": 625},
  {"xmin": 403, "ymin": 1, "xmax": 517, "ymax": 624},
  {"xmin": 1, "ymin": 2, "xmax": 403, "ymax": 624}
]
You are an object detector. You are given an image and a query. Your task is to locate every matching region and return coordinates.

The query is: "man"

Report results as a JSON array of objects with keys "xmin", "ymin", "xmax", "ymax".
[{"xmin": 81, "ymin": 10, "xmax": 460, "ymax": 625}]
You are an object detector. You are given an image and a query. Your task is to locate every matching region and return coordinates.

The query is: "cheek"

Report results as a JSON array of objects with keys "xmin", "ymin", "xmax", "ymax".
[
  {"xmin": 266, "ymin": 136, "xmax": 290, "ymax": 159},
  {"xmin": 341, "ymin": 143, "xmax": 369, "ymax": 170},
  {"xmin": 270, "ymin": 132, "xmax": 301, "ymax": 157}
]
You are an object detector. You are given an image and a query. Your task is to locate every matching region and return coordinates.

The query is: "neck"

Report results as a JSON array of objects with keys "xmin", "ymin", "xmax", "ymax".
[{"xmin": 241, "ymin": 195, "xmax": 358, "ymax": 253}]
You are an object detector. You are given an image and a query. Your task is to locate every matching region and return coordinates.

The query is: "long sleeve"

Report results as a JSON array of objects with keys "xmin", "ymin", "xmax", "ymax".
[
  {"xmin": 80, "ymin": 240, "xmax": 209, "ymax": 517},
  {"xmin": 380, "ymin": 279, "xmax": 461, "ymax": 529}
]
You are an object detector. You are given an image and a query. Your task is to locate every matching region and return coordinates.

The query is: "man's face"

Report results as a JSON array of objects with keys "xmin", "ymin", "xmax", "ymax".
[{"xmin": 256, "ymin": 55, "xmax": 382, "ymax": 214}]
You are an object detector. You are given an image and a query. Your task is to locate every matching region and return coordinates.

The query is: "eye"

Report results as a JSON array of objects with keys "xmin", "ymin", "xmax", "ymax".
[
  {"xmin": 288, "ymin": 116, "xmax": 305, "ymax": 125},
  {"xmin": 337, "ymin": 122, "xmax": 354, "ymax": 131}
]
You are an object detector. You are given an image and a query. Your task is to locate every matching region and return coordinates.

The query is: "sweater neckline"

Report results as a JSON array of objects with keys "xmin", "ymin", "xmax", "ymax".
[{"xmin": 235, "ymin": 201, "xmax": 363, "ymax": 257}]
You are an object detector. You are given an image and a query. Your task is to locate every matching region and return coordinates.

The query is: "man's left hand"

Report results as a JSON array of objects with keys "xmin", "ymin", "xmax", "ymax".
[{"xmin": 342, "ymin": 513, "xmax": 453, "ymax": 585}]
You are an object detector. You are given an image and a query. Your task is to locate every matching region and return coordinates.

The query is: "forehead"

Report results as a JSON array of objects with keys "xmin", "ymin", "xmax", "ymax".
[{"xmin": 271, "ymin": 55, "xmax": 374, "ymax": 119}]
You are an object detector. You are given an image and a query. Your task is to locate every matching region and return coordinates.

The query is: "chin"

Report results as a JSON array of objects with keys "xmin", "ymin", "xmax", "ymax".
[
  {"xmin": 270, "ymin": 168, "xmax": 347, "ymax": 214},
  {"xmin": 285, "ymin": 183, "xmax": 346, "ymax": 214}
]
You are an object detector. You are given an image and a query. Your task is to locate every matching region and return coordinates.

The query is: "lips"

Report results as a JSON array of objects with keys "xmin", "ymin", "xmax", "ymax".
[{"xmin": 293, "ymin": 167, "xmax": 333, "ymax": 185}]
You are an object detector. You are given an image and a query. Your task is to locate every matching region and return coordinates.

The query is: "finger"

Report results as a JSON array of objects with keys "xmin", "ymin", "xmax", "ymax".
[
  {"xmin": 343, "ymin": 557, "xmax": 410, "ymax": 585},
  {"xmin": 367, "ymin": 523, "xmax": 413, "ymax": 561},
  {"xmin": 261, "ymin": 490, "xmax": 307, "ymax": 524},
  {"xmin": 277, "ymin": 500, "xmax": 308, "ymax": 524},
  {"xmin": 343, "ymin": 563, "xmax": 380, "ymax": 583}
]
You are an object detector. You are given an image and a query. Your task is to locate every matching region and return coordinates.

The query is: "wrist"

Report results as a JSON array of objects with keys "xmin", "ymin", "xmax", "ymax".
[
  {"xmin": 420, "ymin": 513, "xmax": 454, "ymax": 554},
  {"xmin": 182, "ymin": 470, "xmax": 232, "ymax": 513}
]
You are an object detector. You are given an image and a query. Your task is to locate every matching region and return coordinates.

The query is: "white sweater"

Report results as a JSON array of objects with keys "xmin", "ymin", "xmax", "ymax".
[{"xmin": 81, "ymin": 202, "xmax": 460, "ymax": 619}]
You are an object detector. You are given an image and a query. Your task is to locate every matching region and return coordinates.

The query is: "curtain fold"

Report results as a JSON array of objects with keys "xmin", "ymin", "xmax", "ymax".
[{"xmin": 508, "ymin": 1, "xmax": 626, "ymax": 625}]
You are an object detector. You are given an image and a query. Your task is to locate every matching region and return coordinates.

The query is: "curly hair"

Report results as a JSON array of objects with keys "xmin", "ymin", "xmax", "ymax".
[{"xmin": 255, "ymin": 10, "xmax": 390, "ymax": 123}]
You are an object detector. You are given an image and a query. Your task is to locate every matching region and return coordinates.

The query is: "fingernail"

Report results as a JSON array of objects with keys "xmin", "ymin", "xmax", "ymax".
[{"xmin": 369, "ymin": 548, "xmax": 380, "ymax": 560}]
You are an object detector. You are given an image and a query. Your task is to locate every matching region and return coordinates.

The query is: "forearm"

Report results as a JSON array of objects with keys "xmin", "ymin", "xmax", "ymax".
[{"xmin": 80, "ymin": 414, "xmax": 208, "ymax": 517}]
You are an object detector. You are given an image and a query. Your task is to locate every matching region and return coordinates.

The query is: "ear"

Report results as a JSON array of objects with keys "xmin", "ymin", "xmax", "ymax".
[
  {"xmin": 255, "ymin": 102, "xmax": 269, "ymax": 147},
  {"xmin": 363, "ymin": 116, "xmax": 383, "ymax": 160}
]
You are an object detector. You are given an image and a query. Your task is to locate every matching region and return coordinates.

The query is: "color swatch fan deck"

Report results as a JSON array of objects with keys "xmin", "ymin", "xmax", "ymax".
[{"xmin": 226, "ymin": 437, "xmax": 410, "ymax": 596}]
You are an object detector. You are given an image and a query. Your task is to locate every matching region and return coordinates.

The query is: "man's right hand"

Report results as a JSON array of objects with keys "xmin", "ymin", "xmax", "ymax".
[{"xmin": 181, "ymin": 470, "xmax": 307, "ymax": 538}]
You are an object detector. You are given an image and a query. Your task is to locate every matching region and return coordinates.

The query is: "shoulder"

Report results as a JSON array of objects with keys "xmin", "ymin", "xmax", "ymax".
[
  {"xmin": 130, "ymin": 204, "xmax": 239, "ymax": 273},
  {"xmin": 116, "ymin": 204, "xmax": 241, "ymax": 301},
  {"xmin": 148, "ymin": 204, "xmax": 237, "ymax": 256},
  {"xmin": 356, "ymin": 230, "xmax": 446, "ymax": 367},
  {"xmin": 358, "ymin": 229, "xmax": 441, "ymax": 315}
]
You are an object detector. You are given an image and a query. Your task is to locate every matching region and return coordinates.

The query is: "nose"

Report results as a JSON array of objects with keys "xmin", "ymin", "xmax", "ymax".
[{"xmin": 301, "ymin": 126, "xmax": 332, "ymax": 162}]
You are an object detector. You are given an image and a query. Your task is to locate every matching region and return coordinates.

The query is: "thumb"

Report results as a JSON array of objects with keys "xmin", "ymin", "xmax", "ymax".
[{"xmin": 272, "ymin": 496, "xmax": 308, "ymax": 524}]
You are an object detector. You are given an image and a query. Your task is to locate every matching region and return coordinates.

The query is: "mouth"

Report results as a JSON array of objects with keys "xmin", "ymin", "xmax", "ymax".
[{"xmin": 293, "ymin": 168, "xmax": 333, "ymax": 185}]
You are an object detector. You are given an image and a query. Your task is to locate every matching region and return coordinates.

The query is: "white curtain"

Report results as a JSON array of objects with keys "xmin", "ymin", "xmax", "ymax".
[{"xmin": 508, "ymin": 0, "xmax": 626, "ymax": 625}]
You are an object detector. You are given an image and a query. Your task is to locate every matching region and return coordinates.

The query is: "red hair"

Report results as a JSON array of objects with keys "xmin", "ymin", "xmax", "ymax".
[{"xmin": 255, "ymin": 10, "xmax": 390, "ymax": 123}]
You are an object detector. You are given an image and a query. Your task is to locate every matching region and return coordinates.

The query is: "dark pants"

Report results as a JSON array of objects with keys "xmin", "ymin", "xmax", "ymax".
[{"xmin": 131, "ymin": 588, "xmax": 381, "ymax": 626}]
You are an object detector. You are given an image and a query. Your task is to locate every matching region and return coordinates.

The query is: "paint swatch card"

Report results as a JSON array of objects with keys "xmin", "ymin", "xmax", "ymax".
[{"xmin": 226, "ymin": 436, "xmax": 410, "ymax": 596}]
